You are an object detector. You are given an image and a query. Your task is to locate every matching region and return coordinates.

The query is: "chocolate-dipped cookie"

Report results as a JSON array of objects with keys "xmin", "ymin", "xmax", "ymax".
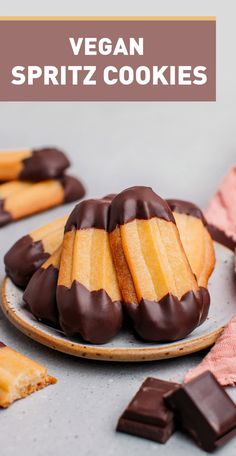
[
  {"xmin": 4, "ymin": 215, "xmax": 67, "ymax": 287},
  {"xmin": 0, "ymin": 147, "xmax": 70, "ymax": 182},
  {"xmin": 0, "ymin": 342, "xmax": 56, "ymax": 408},
  {"xmin": 23, "ymin": 246, "xmax": 61, "ymax": 327},
  {"xmin": 167, "ymin": 199, "xmax": 215, "ymax": 288},
  {"xmin": 0, "ymin": 176, "xmax": 85, "ymax": 227},
  {"xmin": 57, "ymin": 198, "xmax": 123, "ymax": 344},
  {"xmin": 109, "ymin": 186, "xmax": 208, "ymax": 342}
]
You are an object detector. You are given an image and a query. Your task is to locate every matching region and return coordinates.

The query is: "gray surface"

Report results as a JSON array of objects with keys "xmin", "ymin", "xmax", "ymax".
[{"xmin": 0, "ymin": 1, "xmax": 236, "ymax": 455}]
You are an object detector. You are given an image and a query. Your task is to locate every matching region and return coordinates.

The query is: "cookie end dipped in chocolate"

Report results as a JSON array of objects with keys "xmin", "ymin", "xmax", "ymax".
[
  {"xmin": 23, "ymin": 263, "xmax": 59, "ymax": 327},
  {"xmin": 0, "ymin": 200, "xmax": 12, "ymax": 227},
  {"xmin": 59, "ymin": 175, "xmax": 86, "ymax": 203},
  {"xmin": 125, "ymin": 289, "xmax": 209, "ymax": 342},
  {"xmin": 19, "ymin": 147, "xmax": 70, "ymax": 181},
  {"xmin": 58, "ymin": 197, "xmax": 123, "ymax": 343},
  {"xmin": 65, "ymin": 198, "xmax": 110, "ymax": 232},
  {"xmin": 167, "ymin": 199, "xmax": 207, "ymax": 226},
  {"xmin": 57, "ymin": 282, "xmax": 122, "ymax": 344},
  {"xmin": 109, "ymin": 186, "xmax": 175, "ymax": 232},
  {"xmin": 4, "ymin": 235, "xmax": 49, "ymax": 288}
]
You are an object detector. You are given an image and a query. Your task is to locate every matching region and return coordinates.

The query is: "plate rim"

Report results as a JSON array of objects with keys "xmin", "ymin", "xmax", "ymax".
[{"xmin": 1, "ymin": 276, "xmax": 225, "ymax": 362}]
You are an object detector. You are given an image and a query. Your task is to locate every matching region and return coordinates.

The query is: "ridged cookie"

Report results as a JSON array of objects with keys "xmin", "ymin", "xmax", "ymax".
[
  {"xmin": 57, "ymin": 198, "xmax": 123, "ymax": 344},
  {"xmin": 109, "ymin": 187, "xmax": 210, "ymax": 342},
  {"xmin": 0, "ymin": 175, "xmax": 85, "ymax": 227}
]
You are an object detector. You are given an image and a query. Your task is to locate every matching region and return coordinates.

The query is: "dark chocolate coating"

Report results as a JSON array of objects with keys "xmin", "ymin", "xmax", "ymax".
[
  {"xmin": 19, "ymin": 148, "xmax": 70, "ymax": 181},
  {"xmin": 57, "ymin": 281, "xmax": 123, "ymax": 344},
  {"xmin": 0, "ymin": 200, "xmax": 12, "ymax": 227},
  {"xmin": 207, "ymin": 224, "xmax": 236, "ymax": 251},
  {"xmin": 117, "ymin": 377, "xmax": 178, "ymax": 444},
  {"xmin": 4, "ymin": 235, "xmax": 49, "ymax": 288},
  {"xmin": 109, "ymin": 186, "xmax": 175, "ymax": 232},
  {"xmin": 102, "ymin": 194, "xmax": 117, "ymax": 201},
  {"xmin": 0, "ymin": 342, "xmax": 6, "ymax": 348},
  {"xmin": 167, "ymin": 199, "xmax": 207, "ymax": 226},
  {"xmin": 23, "ymin": 264, "xmax": 59, "ymax": 327},
  {"xmin": 125, "ymin": 288, "xmax": 210, "ymax": 342},
  {"xmin": 59, "ymin": 175, "xmax": 86, "ymax": 203},
  {"xmin": 65, "ymin": 198, "xmax": 110, "ymax": 232},
  {"xmin": 165, "ymin": 371, "xmax": 236, "ymax": 452}
]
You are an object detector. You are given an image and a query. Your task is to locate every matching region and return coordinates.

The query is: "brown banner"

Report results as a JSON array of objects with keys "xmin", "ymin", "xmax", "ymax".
[{"xmin": 0, "ymin": 18, "xmax": 216, "ymax": 101}]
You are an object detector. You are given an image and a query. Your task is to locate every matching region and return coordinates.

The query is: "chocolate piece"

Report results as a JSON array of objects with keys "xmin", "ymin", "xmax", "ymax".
[
  {"xmin": 0, "ymin": 342, "xmax": 6, "ymax": 348},
  {"xmin": 57, "ymin": 281, "xmax": 122, "ymax": 344},
  {"xmin": 23, "ymin": 264, "xmax": 59, "ymax": 327},
  {"xmin": 19, "ymin": 147, "xmax": 70, "ymax": 181},
  {"xmin": 117, "ymin": 377, "xmax": 179, "ymax": 443},
  {"xmin": 167, "ymin": 199, "xmax": 207, "ymax": 225},
  {"xmin": 165, "ymin": 371, "xmax": 236, "ymax": 452},
  {"xmin": 59, "ymin": 175, "xmax": 86, "ymax": 203},
  {"xmin": 126, "ymin": 289, "xmax": 209, "ymax": 342},
  {"xmin": 65, "ymin": 198, "xmax": 110, "ymax": 232},
  {"xmin": 108, "ymin": 186, "xmax": 175, "ymax": 232},
  {"xmin": 4, "ymin": 235, "xmax": 49, "ymax": 288}
]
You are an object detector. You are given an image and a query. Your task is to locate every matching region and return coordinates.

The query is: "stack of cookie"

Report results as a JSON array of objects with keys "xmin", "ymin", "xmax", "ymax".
[
  {"xmin": 0, "ymin": 147, "xmax": 85, "ymax": 227},
  {"xmin": 5, "ymin": 186, "xmax": 216, "ymax": 345}
]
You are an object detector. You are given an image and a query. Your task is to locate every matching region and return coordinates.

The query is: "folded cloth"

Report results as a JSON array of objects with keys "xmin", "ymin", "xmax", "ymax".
[
  {"xmin": 205, "ymin": 165, "xmax": 236, "ymax": 242},
  {"xmin": 185, "ymin": 316, "xmax": 236, "ymax": 386}
]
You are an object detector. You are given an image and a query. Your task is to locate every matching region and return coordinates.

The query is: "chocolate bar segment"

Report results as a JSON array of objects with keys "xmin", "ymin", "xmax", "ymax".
[
  {"xmin": 117, "ymin": 377, "xmax": 179, "ymax": 443},
  {"xmin": 165, "ymin": 371, "xmax": 236, "ymax": 452}
]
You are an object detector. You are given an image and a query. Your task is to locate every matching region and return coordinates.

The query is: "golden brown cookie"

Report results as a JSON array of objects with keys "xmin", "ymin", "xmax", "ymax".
[
  {"xmin": 109, "ymin": 187, "xmax": 210, "ymax": 342},
  {"xmin": 167, "ymin": 199, "xmax": 215, "ymax": 289},
  {"xmin": 0, "ymin": 342, "xmax": 56, "ymax": 408},
  {"xmin": 57, "ymin": 198, "xmax": 123, "ymax": 344},
  {"xmin": 0, "ymin": 147, "xmax": 70, "ymax": 181},
  {"xmin": 0, "ymin": 175, "xmax": 85, "ymax": 227},
  {"xmin": 4, "ymin": 215, "xmax": 67, "ymax": 287}
]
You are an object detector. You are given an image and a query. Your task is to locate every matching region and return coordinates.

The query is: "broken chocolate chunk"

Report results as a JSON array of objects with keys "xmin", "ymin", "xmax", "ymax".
[
  {"xmin": 117, "ymin": 377, "xmax": 179, "ymax": 443},
  {"xmin": 165, "ymin": 371, "xmax": 236, "ymax": 452}
]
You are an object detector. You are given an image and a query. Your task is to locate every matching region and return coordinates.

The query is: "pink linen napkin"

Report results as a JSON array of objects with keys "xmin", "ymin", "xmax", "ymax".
[
  {"xmin": 185, "ymin": 316, "xmax": 236, "ymax": 386},
  {"xmin": 205, "ymin": 165, "xmax": 236, "ymax": 242}
]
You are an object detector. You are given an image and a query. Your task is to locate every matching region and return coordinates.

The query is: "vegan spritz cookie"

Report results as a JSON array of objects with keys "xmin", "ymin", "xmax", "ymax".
[
  {"xmin": 108, "ymin": 187, "xmax": 210, "ymax": 342},
  {"xmin": 0, "ymin": 147, "xmax": 70, "ymax": 182}
]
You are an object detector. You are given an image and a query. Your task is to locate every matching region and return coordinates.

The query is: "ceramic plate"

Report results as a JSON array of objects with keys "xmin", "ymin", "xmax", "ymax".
[{"xmin": 1, "ymin": 241, "xmax": 236, "ymax": 362}]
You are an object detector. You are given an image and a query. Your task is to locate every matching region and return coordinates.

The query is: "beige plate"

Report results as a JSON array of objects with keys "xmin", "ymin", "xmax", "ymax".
[{"xmin": 1, "ymin": 241, "xmax": 236, "ymax": 362}]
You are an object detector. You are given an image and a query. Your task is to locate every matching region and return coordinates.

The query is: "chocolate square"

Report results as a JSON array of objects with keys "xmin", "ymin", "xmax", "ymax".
[
  {"xmin": 117, "ymin": 377, "xmax": 179, "ymax": 443},
  {"xmin": 165, "ymin": 371, "xmax": 236, "ymax": 452}
]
